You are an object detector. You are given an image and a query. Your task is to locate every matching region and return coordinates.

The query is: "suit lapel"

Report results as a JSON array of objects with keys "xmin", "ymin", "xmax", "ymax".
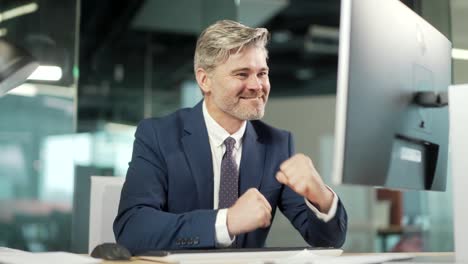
[
  {"xmin": 181, "ymin": 101, "xmax": 214, "ymax": 209},
  {"xmin": 237, "ymin": 121, "xmax": 266, "ymax": 247},
  {"xmin": 239, "ymin": 121, "xmax": 266, "ymax": 194}
]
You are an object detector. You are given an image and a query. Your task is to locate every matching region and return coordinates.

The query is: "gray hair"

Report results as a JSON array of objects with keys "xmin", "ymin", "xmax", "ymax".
[{"xmin": 194, "ymin": 20, "xmax": 270, "ymax": 73}]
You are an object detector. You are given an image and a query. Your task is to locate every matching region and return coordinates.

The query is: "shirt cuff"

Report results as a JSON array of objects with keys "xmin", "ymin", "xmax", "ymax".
[
  {"xmin": 304, "ymin": 186, "xmax": 338, "ymax": 223},
  {"xmin": 215, "ymin": 209, "xmax": 235, "ymax": 247}
]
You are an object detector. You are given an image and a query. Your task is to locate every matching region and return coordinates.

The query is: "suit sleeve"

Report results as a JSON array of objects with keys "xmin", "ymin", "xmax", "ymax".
[
  {"xmin": 113, "ymin": 119, "xmax": 218, "ymax": 255},
  {"xmin": 278, "ymin": 132, "xmax": 348, "ymax": 248}
]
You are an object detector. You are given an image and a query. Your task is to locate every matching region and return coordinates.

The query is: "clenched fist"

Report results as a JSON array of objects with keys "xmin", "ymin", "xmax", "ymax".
[
  {"xmin": 275, "ymin": 153, "xmax": 333, "ymax": 213},
  {"xmin": 227, "ymin": 188, "xmax": 272, "ymax": 236}
]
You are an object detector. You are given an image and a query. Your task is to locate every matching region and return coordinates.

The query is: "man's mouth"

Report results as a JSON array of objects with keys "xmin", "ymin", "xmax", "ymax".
[{"xmin": 240, "ymin": 95, "xmax": 264, "ymax": 100}]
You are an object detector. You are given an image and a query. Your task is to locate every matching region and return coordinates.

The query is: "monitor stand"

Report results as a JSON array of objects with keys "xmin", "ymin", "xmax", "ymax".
[{"xmin": 448, "ymin": 84, "xmax": 468, "ymax": 262}]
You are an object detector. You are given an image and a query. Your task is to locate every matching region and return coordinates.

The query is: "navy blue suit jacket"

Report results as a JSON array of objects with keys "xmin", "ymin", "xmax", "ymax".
[{"xmin": 113, "ymin": 101, "xmax": 347, "ymax": 255}]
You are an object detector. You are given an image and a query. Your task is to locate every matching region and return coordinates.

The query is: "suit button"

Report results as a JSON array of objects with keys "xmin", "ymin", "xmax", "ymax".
[{"xmin": 193, "ymin": 237, "xmax": 200, "ymax": 245}]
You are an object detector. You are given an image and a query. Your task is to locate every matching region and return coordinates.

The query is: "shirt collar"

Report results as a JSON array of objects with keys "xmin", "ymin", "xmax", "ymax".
[{"xmin": 202, "ymin": 100, "xmax": 246, "ymax": 149}]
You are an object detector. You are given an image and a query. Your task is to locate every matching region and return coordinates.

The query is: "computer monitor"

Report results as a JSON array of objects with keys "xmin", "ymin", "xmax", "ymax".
[{"xmin": 332, "ymin": 0, "xmax": 451, "ymax": 191}]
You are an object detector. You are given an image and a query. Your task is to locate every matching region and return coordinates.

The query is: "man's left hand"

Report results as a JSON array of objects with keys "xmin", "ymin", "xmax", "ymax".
[{"xmin": 276, "ymin": 153, "xmax": 334, "ymax": 213}]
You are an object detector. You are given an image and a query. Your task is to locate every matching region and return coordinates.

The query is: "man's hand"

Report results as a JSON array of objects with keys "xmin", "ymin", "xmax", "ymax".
[
  {"xmin": 275, "ymin": 153, "xmax": 333, "ymax": 213},
  {"xmin": 227, "ymin": 188, "xmax": 272, "ymax": 236}
]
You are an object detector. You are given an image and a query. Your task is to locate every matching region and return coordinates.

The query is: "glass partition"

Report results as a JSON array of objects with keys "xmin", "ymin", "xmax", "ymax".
[{"xmin": 0, "ymin": 0, "xmax": 79, "ymax": 251}]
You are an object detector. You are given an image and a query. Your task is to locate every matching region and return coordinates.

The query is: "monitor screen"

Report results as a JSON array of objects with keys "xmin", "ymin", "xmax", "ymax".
[{"xmin": 332, "ymin": 0, "xmax": 451, "ymax": 191}]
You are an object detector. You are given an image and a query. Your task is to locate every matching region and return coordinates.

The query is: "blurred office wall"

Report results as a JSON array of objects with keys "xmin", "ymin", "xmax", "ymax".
[{"xmin": 0, "ymin": 0, "xmax": 79, "ymax": 251}]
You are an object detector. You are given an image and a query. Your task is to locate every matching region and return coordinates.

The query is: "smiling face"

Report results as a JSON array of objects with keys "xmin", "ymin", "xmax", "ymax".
[{"xmin": 197, "ymin": 45, "xmax": 270, "ymax": 129}]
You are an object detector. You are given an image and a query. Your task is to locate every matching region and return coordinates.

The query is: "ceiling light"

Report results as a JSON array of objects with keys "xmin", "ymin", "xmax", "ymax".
[
  {"xmin": 0, "ymin": 3, "xmax": 38, "ymax": 23},
  {"xmin": 27, "ymin": 65, "xmax": 62, "ymax": 81},
  {"xmin": 452, "ymin": 48, "xmax": 468, "ymax": 61}
]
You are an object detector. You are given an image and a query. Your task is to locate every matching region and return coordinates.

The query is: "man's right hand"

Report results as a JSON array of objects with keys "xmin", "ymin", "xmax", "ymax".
[{"xmin": 226, "ymin": 188, "xmax": 272, "ymax": 236}]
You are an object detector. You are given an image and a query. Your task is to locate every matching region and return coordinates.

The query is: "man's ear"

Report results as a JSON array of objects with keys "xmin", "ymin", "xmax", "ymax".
[{"xmin": 195, "ymin": 68, "xmax": 211, "ymax": 94}]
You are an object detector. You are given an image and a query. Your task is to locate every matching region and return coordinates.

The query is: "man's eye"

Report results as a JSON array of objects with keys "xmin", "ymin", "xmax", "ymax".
[
  {"xmin": 258, "ymin": 72, "xmax": 268, "ymax": 77},
  {"xmin": 237, "ymin": 73, "xmax": 248, "ymax": 78}
]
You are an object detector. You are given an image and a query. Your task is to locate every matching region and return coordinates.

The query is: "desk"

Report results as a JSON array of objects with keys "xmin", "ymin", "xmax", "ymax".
[
  {"xmin": 101, "ymin": 252, "xmax": 454, "ymax": 264},
  {"xmin": 102, "ymin": 259, "xmax": 154, "ymax": 264}
]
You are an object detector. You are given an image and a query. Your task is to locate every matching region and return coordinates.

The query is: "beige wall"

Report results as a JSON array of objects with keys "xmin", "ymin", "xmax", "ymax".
[
  {"xmin": 263, "ymin": 96, "xmax": 377, "ymax": 251},
  {"xmin": 452, "ymin": 0, "xmax": 468, "ymax": 84}
]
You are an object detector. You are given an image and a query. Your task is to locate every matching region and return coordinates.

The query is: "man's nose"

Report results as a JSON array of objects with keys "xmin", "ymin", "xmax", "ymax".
[{"xmin": 246, "ymin": 75, "xmax": 262, "ymax": 90}]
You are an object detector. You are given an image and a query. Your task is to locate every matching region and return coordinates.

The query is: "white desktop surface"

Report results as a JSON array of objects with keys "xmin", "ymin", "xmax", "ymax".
[
  {"xmin": 137, "ymin": 248, "xmax": 342, "ymax": 264},
  {"xmin": 99, "ymin": 252, "xmax": 454, "ymax": 264}
]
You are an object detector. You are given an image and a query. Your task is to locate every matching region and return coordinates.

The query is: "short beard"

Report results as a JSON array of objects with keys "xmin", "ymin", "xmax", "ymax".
[
  {"xmin": 217, "ymin": 97, "xmax": 266, "ymax": 121},
  {"xmin": 231, "ymin": 106, "xmax": 265, "ymax": 120}
]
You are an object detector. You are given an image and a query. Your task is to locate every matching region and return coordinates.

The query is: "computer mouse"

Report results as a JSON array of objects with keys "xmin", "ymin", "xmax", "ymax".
[{"xmin": 90, "ymin": 243, "xmax": 132, "ymax": 260}]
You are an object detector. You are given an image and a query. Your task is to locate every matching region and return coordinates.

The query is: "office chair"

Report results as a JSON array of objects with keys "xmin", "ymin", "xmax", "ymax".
[{"xmin": 88, "ymin": 176, "xmax": 125, "ymax": 253}]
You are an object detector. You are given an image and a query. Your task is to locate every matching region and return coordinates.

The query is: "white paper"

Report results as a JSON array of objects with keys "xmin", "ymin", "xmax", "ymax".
[
  {"xmin": 138, "ymin": 248, "xmax": 343, "ymax": 264},
  {"xmin": 0, "ymin": 248, "xmax": 101, "ymax": 264},
  {"xmin": 253, "ymin": 251, "xmax": 412, "ymax": 264}
]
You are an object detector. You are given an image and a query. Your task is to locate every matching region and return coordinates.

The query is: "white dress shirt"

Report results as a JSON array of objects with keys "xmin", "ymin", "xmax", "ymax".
[{"xmin": 202, "ymin": 101, "xmax": 339, "ymax": 247}]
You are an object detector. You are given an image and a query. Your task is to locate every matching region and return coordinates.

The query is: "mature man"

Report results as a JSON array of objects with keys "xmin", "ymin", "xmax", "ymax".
[{"xmin": 114, "ymin": 20, "xmax": 347, "ymax": 255}]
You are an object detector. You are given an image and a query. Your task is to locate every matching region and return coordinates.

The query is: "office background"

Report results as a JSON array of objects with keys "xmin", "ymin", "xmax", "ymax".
[{"xmin": 0, "ymin": 0, "xmax": 467, "ymax": 254}]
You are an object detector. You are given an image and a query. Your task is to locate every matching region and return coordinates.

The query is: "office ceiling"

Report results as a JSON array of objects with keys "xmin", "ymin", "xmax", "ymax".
[{"xmin": 78, "ymin": 0, "xmax": 419, "ymax": 125}]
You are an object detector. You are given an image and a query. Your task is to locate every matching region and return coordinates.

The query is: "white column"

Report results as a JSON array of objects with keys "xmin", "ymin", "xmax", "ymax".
[{"xmin": 449, "ymin": 84, "xmax": 468, "ymax": 262}]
